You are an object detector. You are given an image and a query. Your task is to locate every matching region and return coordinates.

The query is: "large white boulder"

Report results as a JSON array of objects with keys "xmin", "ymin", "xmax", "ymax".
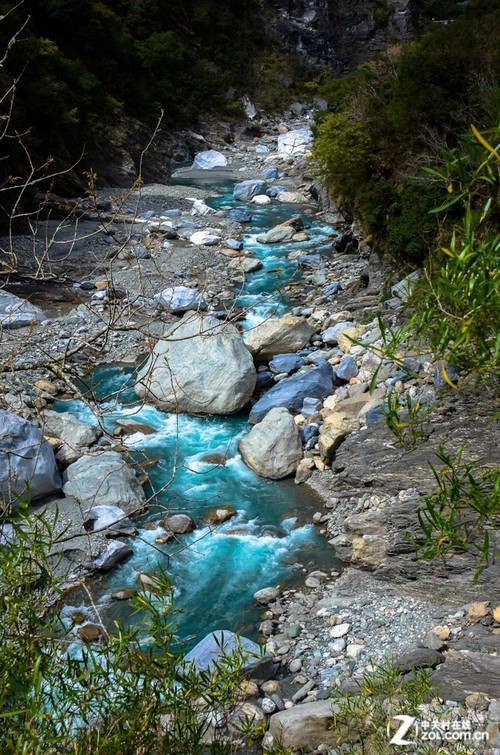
[
  {"xmin": 277, "ymin": 128, "xmax": 312, "ymax": 156},
  {"xmin": 63, "ymin": 451, "xmax": 146, "ymax": 514},
  {"xmin": 155, "ymin": 286, "xmax": 207, "ymax": 314},
  {"xmin": 135, "ymin": 312, "xmax": 256, "ymax": 415},
  {"xmin": 244, "ymin": 316, "xmax": 315, "ymax": 360},
  {"xmin": 192, "ymin": 150, "xmax": 228, "ymax": 170},
  {"xmin": 0, "ymin": 410, "xmax": 61, "ymax": 510},
  {"xmin": 239, "ymin": 408, "xmax": 302, "ymax": 479}
]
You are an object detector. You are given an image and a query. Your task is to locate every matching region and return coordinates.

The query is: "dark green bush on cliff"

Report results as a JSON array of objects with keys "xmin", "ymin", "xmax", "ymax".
[{"xmin": 311, "ymin": 4, "xmax": 500, "ymax": 263}]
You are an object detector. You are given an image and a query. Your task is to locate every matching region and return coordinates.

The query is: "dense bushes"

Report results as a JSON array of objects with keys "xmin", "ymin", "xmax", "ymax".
[
  {"xmin": 311, "ymin": 3, "xmax": 500, "ymax": 263},
  {"xmin": 0, "ymin": 0, "xmax": 266, "ymax": 188}
]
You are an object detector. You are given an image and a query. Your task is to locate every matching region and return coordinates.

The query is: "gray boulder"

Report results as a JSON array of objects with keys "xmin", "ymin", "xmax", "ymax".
[
  {"xmin": 0, "ymin": 410, "xmax": 61, "ymax": 510},
  {"xmin": 42, "ymin": 410, "xmax": 101, "ymax": 448},
  {"xmin": 256, "ymin": 216, "xmax": 304, "ymax": 245},
  {"xmin": 189, "ymin": 231, "xmax": 221, "ymax": 246},
  {"xmin": 244, "ymin": 316, "xmax": 315, "ymax": 360},
  {"xmin": 268, "ymin": 700, "xmax": 338, "ymax": 752},
  {"xmin": 239, "ymin": 408, "xmax": 302, "ymax": 479},
  {"xmin": 63, "ymin": 451, "xmax": 146, "ymax": 514},
  {"xmin": 93, "ymin": 541, "xmax": 133, "ymax": 571},
  {"xmin": 161, "ymin": 513, "xmax": 196, "ymax": 534},
  {"xmin": 0, "ymin": 290, "xmax": 45, "ymax": 329},
  {"xmin": 183, "ymin": 629, "xmax": 274, "ymax": 681},
  {"xmin": 233, "ymin": 180, "xmax": 268, "ymax": 201},
  {"xmin": 192, "ymin": 150, "xmax": 228, "ymax": 170},
  {"xmin": 155, "ymin": 286, "xmax": 207, "ymax": 314},
  {"xmin": 135, "ymin": 312, "xmax": 256, "ymax": 415},
  {"xmin": 249, "ymin": 360, "xmax": 334, "ymax": 424}
]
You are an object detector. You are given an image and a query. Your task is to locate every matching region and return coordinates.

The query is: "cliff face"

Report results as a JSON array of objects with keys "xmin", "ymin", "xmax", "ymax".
[{"xmin": 267, "ymin": 0, "xmax": 416, "ymax": 71}]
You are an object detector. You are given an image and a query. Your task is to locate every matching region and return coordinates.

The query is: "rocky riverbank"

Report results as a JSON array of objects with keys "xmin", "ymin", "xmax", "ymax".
[{"xmin": 1, "ymin": 110, "xmax": 499, "ymax": 752}]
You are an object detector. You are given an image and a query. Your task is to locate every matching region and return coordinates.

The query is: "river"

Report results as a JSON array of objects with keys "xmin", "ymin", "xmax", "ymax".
[{"xmin": 56, "ymin": 168, "xmax": 339, "ymax": 648}]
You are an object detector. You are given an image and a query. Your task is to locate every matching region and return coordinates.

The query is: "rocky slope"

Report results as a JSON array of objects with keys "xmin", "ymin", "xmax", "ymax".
[{"xmin": 267, "ymin": 0, "xmax": 416, "ymax": 71}]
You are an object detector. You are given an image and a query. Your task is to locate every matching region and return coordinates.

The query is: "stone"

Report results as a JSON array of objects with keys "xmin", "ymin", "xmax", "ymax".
[
  {"xmin": 155, "ymin": 286, "xmax": 207, "ymax": 313},
  {"xmin": 269, "ymin": 354, "xmax": 304, "ymax": 375},
  {"xmin": 161, "ymin": 514, "xmax": 195, "ymax": 534},
  {"xmin": 63, "ymin": 451, "xmax": 146, "ymax": 514},
  {"xmin": 256, "ymin": 225, "xmax": 296, "ymax": 244},
  {"xmin": 189, "ymin": 231, "xmax": 221, "ymax": 246},
  {"xmin": 192, "ymin": 150, "xmax": 228, "ymax": 169},
  {"xmin": 115, "ymin": 419, "xmax": 157, "ymax": 435},
  {"xmin": 111, "ymin": 588, "xmax": 135, "ymax": 600},
  {"xmin": 329, "ymin": 623, "xmax": 350, "ymax": 638},
  {"xmin": 135, "ymin": 312, "xmax": 256, "ymax": 415},
  {"xmin": 321, "ymin": 321, "xmax": 355, "ymax": 345},
  {"xmin": 467, "ymin": 602, "xmax": 490, "ymax": 624},
  {"xmin": 233, "ymin": 180, "xmax": 268, "ymax": 201},
  {"xmin": 318, "ymin": 413, "xmax": 359, "ymax": 463},
  {"xmin": 239, "ymin": 408, "xmax": 303, "ymax": 479},
  {"xmin": 337, "ymin": 327, "xmax": 365, "ymax": 354},
  {"xmin": 183, "ymin": 630, "xmax": 271, "ymax": 680},
  {"xmin": 78, "ymin": 623, "xmax": 102, "ymax": 642},
  {"xmin": 277, "ymin": 128, "xmax": 312, "ymax": 156},
  {"xmin": 390, "ymin": 271, "xmax": 420, "ymax": 302},
  {"xmin": 263, "ymin": 166, "xmax": 279, "ymax": 180},
  {"xmin": 83, "ymin": 504, "xmax": 134, "ymax": 532},
  {"xmin": 93, "ymin": 540, "xmax": 133, "ymax": 571},
  {"xmin": 395, "ymin": 648, "xmax": 444, "ymax": 673},
  {"xmin": 0, "ymin": 290, "xmax": 45, "ymax": 329},
  {"xmin": 254, "ymin": 586, "xmax": 281, "ymax": 605},
  {"xmin": 42, "ymin": 410, "xmax": 101, "ymax": 449},
  {"xmin": 228, "ymin": 256, "xmax": 263, "ymax": 274},
  {"xmin": 35, "ymin": 379, "xmax": 58, "ymax": 396},
  {"xmin": 268, "ymin": 700, "xmax": 338, "ymax": 751},
  {"xmin": 0, "ymin": 410, "xmax": 61, "ymax": 510},
  {"xmin": 261, "ymin": 697, "xmax": 277, "ymax": 714},
  {"xmin": 253, "ymin": 194, "xmax": 271, "ymax": 205},
  {"xmin": 203, "ymin": 505, "xmax": 237, "ymax": 524},
  {"xmin": 244, "ymin": 316, "xmax": 315, "ymax": 360},
  {"xmin": 228, "ymin": 208, "xmax": 252, "ymax": 223},
  {"xmin": 336, "ymin": 356, "xmax": 359, "ymax": 381},
  {"xmin": 431, "ymin": 651, "xmax": 500, "ymax": 701},
  {"xmin": 249, "ymin": 360, "xmax": 334, "ymax": 424}
]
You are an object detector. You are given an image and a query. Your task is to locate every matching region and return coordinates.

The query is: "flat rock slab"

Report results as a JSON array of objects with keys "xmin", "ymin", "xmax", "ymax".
[{"xmin": 431, "ymin": 650, "xmax": 500, "ymax": 701}]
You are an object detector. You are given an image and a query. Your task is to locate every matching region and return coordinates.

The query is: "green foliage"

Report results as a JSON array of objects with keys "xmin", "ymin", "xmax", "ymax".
[
  {"xmin": 311, "ymin": 5, "xmax": 500, "ymax": 263},
  {"xmin": 413, "ymin": 446, "xmax": 500, "ymax": 581},
  {"xmin": 329, "ymin": 659, "xmax": 435, "ymax": 754},
  {"xmin": 312, "ymin": 112, "xmax": 371, "ymax": 203},
  {"xmin": 382, "ymin": 390, "xmax": 430, "ymax": 450},
  {"xmin": 0, "ymin": 504, "xmax": 263, "ymax": 753},
  {"xmin": 414, "ymin": 126, "xmax": 500, "ymax": 373}
]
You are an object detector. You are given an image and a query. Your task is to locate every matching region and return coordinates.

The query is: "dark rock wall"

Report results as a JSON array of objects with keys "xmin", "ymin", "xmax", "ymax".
[{"xmin": 267, "ymin": 0, "xmax": 416, "ymax": 71}]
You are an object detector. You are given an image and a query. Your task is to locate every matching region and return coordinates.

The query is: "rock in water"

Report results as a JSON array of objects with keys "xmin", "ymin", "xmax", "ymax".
[
  {"xmin": 42, "ymin": 410, "xmax": 101, "ymax": 448},
  {"xmin": 155, "ymin": 286, "xmax": 207, "ymax": 314},
  {"xmin": 0, "ymin": 410, "xmax": 61, "ymax": 510},
  {"xmin": 244, "ymin": 316, "xmax": 315, "ymax": 360},
  {"xmin": 233, "ymin": 180, "xmax": 268, "ymax": 201},
  {"xmin": 192, "ymin": 150, "xmax": 228, "ymax": 169},
  {"xmin": 249, "ymin": 360, "xmax": 334, "ymax": 424},
  {"xmin": 63, "ymin": 451, "xmax": 145, "ymax": 513},
  {"xmin": 135, "ymin": 312, "xmax": 256, "ymax": 415},
  {"xmin": 239, "ymin": 408, "xmax": 302, "ymax": 479}
]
